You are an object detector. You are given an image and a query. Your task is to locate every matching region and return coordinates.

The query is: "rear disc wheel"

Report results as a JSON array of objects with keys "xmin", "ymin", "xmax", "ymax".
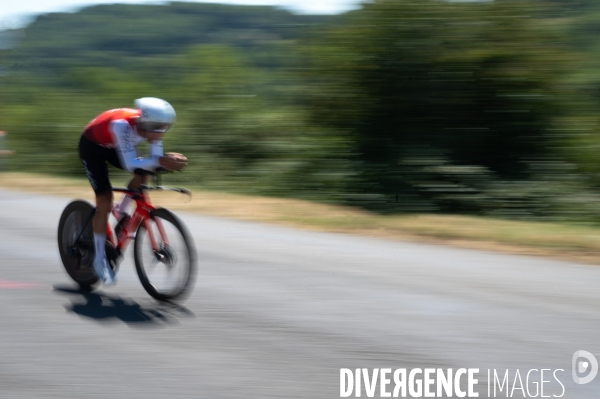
[{"xmin": 57, "ymin": 200, "xmax": 99, "ymax": 289}]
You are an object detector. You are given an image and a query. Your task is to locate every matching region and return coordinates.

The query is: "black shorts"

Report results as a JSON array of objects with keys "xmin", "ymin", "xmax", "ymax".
[{"xmin": 79, "ymin": 135, "xmax": 124, "ymax": 195}]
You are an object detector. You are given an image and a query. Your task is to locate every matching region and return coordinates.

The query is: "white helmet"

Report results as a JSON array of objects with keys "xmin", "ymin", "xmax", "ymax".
[{"xmin": 134, "ymin": 97, "xmax": 176, "ymax": 133}]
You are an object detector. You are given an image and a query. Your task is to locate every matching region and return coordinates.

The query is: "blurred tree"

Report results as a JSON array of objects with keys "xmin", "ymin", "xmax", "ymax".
[
  {"xmin": 306, "ymin": 0, "xmax": 567, "ymax": 213},
  {"xmin": 3, "ymin": 0, "xmax": 600, "ymax": 221}
]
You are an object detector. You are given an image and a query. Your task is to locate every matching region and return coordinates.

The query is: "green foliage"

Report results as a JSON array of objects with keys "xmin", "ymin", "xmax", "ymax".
[
  {"xmin": 11, "ymin": 2, "xmax": 336, "ymax": 71},
  {"xmin": 304, "ymin": 0, "xmax": 596, "ymax": 216},
  {"xmin": 2, "ymin": 0, "xmax": 600, "ymax": 222}
]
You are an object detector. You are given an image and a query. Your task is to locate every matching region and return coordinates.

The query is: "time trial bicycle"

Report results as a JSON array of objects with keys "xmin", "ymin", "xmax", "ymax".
[{"xmin": 57, "ymin": 171, "xmax": 197, "ymax": 301}]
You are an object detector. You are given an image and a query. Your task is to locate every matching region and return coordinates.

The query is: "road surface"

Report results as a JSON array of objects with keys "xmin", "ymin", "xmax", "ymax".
[{"xmin": 0, "ymin": 188, "xmax": 598, "ymax": 398}]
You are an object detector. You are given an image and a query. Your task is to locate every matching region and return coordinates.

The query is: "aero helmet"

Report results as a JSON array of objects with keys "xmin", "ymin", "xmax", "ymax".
[{"xmin": 134, "ymin": 97, "xmax": 176, "ymax": 133}]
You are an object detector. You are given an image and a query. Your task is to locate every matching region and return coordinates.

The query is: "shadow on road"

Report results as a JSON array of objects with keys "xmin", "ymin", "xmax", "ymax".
[{"xmin": 52, "ymin": 284, "xmax": 195, "ymax": 327}]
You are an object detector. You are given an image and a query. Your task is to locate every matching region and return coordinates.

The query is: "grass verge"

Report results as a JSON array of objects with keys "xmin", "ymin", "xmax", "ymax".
[{"xmin": 2, "ymin": 172, "xmax": 600, "ymax": 264}]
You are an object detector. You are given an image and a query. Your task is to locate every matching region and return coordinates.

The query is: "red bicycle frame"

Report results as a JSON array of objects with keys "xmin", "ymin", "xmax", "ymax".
[{"xmin": 106, "ymin": 188, "xmax": 168, "ymax": 253}]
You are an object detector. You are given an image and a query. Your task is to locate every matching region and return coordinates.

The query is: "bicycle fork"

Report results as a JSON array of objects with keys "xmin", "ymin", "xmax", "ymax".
[{"xmin": 144, "ymin": 217, "xmax": 171, "ymax": 262}]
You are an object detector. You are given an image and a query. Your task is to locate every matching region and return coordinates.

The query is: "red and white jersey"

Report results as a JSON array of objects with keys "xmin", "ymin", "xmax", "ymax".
[{"xmin": 83, "ymin": 108, "xmax": 163, "ymax": 172}]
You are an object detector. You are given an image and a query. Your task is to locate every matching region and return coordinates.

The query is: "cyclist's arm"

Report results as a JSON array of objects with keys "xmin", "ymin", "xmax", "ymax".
[
  {"xmin": 110, "ymin": 120, "xmax": 160, "ymax": 172},
  {"xmin": 151, "ymin": 139, "xmax": 188, "ymax": 171},
  {"xmin": 150, "ymin": 140, "xmax": 164, "ymax": 158}
]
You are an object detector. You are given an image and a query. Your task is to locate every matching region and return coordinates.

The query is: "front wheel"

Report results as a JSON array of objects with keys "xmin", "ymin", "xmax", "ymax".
[{"xmin": 133, "ymin": 208, "xmax": 197, "ymax": 301}]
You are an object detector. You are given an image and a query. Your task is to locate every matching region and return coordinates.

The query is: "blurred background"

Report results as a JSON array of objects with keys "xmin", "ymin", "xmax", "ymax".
[
  {"xmin": 1, "ymin": 0, "xmax": 600, "ymax": 223},
  {"xmin": 2, "ymin": 4, "xmax": 600, "ymax": 398}
]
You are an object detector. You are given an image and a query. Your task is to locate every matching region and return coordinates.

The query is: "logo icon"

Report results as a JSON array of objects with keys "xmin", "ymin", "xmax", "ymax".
[{"xmin": 572, "ymin": 350, "xmax": 598, "ymax": 384}]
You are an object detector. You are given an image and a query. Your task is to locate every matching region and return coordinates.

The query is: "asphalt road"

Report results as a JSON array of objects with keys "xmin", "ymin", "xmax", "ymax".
[{"xmin": 0, "ymin": 188, "xmax": 599, "ymax": 398}]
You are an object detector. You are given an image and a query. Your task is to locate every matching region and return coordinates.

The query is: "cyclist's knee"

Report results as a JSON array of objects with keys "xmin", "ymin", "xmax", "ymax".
[{"xmin": 128, "ymin": 174, "xmax": 147, "ymax": 190}]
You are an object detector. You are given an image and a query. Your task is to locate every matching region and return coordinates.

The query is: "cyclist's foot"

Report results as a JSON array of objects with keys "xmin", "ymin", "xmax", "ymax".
[
  {"xmin": 93, "ymin": 258, "xmax": 117, "ymax": 286},
  {"xmin": 105, "ymin": 265, "xmax": 116, "ymax": 286}
]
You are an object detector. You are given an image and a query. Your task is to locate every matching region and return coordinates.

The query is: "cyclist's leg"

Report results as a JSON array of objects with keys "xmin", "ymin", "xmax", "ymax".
[
  {"xmin": 93, "ymin": 191, "xmax": 113, "ymax": 237},
  {"xmin": 79, "ymin": 135, "xmax": 114, "ymax": 238},
  {"xmin": 79, "ymin": 135, "xmax": 116, "ymax": 284},
  {"xmin": 105, "ymin": 155, "xmax": 149, "ymax": 217},
  {"xmin": 113, "ymin": 173, "xmax": 146, "ymax": 216},
  {"xmin": 118, "ymin": 170, "xmax": 151, "ymax": 209},
  {"xmin": 92, "ymin": 191, "xmax": 113, "ymax": 281},
  {"xmin": 127, "ymin": 173, "xmax": 149, "ymax": 190}
]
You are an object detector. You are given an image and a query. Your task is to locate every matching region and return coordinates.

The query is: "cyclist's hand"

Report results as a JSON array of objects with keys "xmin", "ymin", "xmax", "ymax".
[
  {"xmin": 159, "ymin": 154, "xmax": 187, "ymax": 171},
  {"xmin": 166, "ymin": 152, "xmax": 188, "ymax": 162}
]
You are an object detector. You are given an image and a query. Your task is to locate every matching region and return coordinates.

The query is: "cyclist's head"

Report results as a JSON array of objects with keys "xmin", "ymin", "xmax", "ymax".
[{"xmin": 134, "ymin": 97, "xmax": 176, "ymax": 133}]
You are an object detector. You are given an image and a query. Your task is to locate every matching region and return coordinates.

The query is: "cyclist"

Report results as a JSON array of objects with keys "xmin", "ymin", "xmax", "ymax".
[{"xmin": 79, "ymin": 97, "xmax": 187, "ymax": 285}]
